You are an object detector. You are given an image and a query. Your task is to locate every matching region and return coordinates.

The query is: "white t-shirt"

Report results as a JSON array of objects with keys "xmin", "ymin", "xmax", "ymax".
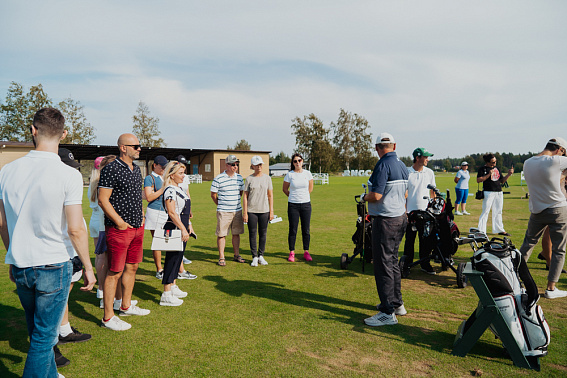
[
  {"xmin": 523, "ymin": 155, "xmax": 567, "ymax": 214},
  {"xmin": 284, "ymin": 170, "xmax": 313, "ymax": 204},
  {"xmin": 163, "ymin": 185, "xmax": 190, "ymax": 215},
  {"xmin": 455, "ymin": 169, "xmax": 470, "ymax": 189},
  {"xmin": 0, "ymin": 150, "xmax": 84, "ymax": 267},
  {"xmin": 406, "ymin": 166, "xmax": 436, "ymax": 213}
]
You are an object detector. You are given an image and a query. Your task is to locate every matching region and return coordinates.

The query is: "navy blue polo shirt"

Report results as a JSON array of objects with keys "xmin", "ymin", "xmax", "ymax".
[
  {"xmin": 367, "ymin": 151, "xmax": 408, "ymax": 217},
  {"xmin": 99, "ymin": 158, "xmax": 144, "ymax": 228}
]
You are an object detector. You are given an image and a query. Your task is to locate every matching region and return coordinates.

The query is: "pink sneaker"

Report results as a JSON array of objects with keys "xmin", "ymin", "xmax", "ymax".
[
  {"xmin": 288, "ymin": 252, "xmax": 295, "ymax": 262},
  {"xmin": 303, "ymin": 251, "xmax": 312, "ymax": 262}
]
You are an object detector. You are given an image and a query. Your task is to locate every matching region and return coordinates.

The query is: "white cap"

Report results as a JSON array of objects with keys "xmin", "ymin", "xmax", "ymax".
[
  {"xmin": 251, "ymin": 155, "xmax": 264, "ymax": 165},
  {"xmin": 548, "ymin": 137, "xmax": 567, "ymax": 151},
  {"xmin": 376, "ymin": 132, "xmax": 395, "ymax": 144},
  {"xmin": 461, "ymin": 161, "xmax": 468, "ymax": 166}
]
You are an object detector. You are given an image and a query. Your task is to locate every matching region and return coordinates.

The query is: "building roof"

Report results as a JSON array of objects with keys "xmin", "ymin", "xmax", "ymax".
[
  {"xmin": 269, "ymin": 163, "xmax": 291, "ymax": 170},
  {"xmin": 0, "ymin": 141, "xmax": 270, "ymax": 165}
]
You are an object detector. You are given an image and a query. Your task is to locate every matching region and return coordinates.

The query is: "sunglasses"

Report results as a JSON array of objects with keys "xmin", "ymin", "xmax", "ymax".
[
  {"xmin": 293, "ymin": 159, "xmax": 302, "ymax": 163},
  {"xmin": 124, "ymin": 144, "xmax": 142, "ymax": 150},
  {"xmin": 229, "ymin": 162, "xmax": 239, "ymax": 167}
]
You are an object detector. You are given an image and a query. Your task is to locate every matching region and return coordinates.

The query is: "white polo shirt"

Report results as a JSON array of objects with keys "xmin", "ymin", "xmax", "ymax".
[
  {"xmin": 406, "ymin": 166, "xmax": 436, "ymax": 213},
  {"xmin": 0, "ymin": 150, "xmax": 84, "ymax": 268}
]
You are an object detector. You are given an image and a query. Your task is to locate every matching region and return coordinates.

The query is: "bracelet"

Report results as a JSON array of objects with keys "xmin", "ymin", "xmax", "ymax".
[{"xmin": 188, "ymin": 221, "xmax": 192, "ymax": 225}]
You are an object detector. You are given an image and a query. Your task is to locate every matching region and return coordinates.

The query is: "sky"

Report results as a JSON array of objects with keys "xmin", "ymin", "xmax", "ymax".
[{"xmin": 1, "ymin": 0, "xmax": 566, "ymax": 160}]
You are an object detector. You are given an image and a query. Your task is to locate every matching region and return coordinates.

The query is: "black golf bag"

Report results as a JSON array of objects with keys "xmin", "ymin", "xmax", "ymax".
[
  {"xmin": 469, "ymin": 238, "xmax": 550, "ymax": 357},
  {"xmin": 351, "ymin": 200, "xmax": 372, "ymax": 264}
]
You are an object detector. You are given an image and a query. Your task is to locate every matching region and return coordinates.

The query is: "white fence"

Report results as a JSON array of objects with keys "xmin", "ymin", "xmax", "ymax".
[
  {"xmin": 312, "ymin": 173, "xmax": 329, "ymax": 185},
  {"xmin": 187, "ymin": 174, "xmax": 202, "ymax": 184}
]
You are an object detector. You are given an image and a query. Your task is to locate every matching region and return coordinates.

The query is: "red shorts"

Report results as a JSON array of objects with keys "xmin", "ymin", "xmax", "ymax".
[{"xmin": 106, "ymin": 226, "xmax": 144, "ymax": 272}]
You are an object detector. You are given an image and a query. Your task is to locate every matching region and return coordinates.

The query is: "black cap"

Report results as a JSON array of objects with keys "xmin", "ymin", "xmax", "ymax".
[
  {"xmin": 175, "ymin": 155, "xmax": 188, "ymax": 165},
  {"xmin": 58, "ymin": 148, "xmax": 82, "ymax": 168}
]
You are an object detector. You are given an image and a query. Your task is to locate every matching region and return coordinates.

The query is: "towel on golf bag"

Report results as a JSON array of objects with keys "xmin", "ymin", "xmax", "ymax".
[{"xmin": 472, "ymin": 238, "xmax": 550, "ymax": 357}]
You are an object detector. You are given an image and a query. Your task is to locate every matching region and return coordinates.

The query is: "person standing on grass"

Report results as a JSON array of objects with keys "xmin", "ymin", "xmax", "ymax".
[
  {"xmin": 477, "ymin": 153, "xmax": 514, "ymax": 235},
  {"xmin": 98, "ymin": 133, "xmax": 150, "ymax": 331},
  {"xmin": 362, "ymin": 132, "xmax": 408, "ymax": 327},
  {"xmin": 160, "ymin": 161, "xmax": 197, "ymax": 306},
  {"xmin": 55, "ymin": 148, "xmax": 92, "ymax": 370},
  {"xmin": 176, "ymin": 154, "xmax": 194, "ymax": 266},
  {"xmin": 519, "ymin": 137, "xmax": 567, "ymax": 299},
  {"xmin": 402, "ymin": 147, "xmax": 437, "ymax": 275},
  {"xmin": 0, "ymin": 108, "xmax": 95, "ymax": 377},
  {"xmin": 144, "ymin": 155, "xmax": 169, "ymax": 279},
  {"xmin": 243, "ymin": 156, "xmax": 274, "ymax": 267},
  {"xmin": 210, "ymin": 155, "xmax": 246, "ymax": 266},
  {"xmin": 454, "ymin": 162, "xmax": 470, "ymax": 216},
  {"xmin": 283, "ymin": 153, "xmax": 314, "ymax": 262}
]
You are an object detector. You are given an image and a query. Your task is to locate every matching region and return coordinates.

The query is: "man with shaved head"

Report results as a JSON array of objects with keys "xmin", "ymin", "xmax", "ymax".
[{"xmin": 98, "ymin": 133, "xmax": 150, "ymax": 331}]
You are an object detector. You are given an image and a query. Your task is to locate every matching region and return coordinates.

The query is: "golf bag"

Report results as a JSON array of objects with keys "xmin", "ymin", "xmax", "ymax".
[
  {"xmin": 471, "ymin": 238, "xmax": 550, "ymax": 357},
  {"xmin": 351, "ymin": 199, "xmax": 372, "ymax": 264}
]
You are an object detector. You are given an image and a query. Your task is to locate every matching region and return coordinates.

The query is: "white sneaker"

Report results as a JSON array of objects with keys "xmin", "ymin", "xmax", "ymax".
[
  {"xmin": 454, "ymin": 211, "xmax": 462, "ymax": 216},
  {"xmin": 183, "ymin": 256, "xmax": 192, "ymax": 264},
  {"xmin": 394, "ymin": 304, "xmax": 407, "ymax": 316},
  {"xmin": 462, "ymin": 211, "xmax": 471, "ymax": 215},
  {"xmin": 258, "ymin": 256, "xmax": 268, "ymax": 265},
  {"xmin": 178, "ymin": 271, "xmax": 197, "ymax": 280},
  {"xmin": 544, "ymin": 288, "xmax": 567, "ymax": 299},
  {"xmin": 364, "ymin": 312, "xmax": 398, "ymax": 326},
  {"xmin": 96, "ymin": 288, "xmax": 104, "ymax": 299},
  {"xmin": 112, "ymin": 299, "xmax": 138, "ymax": 311},
  {"xmin": 250, "ymin": 257, "xmax": 259, "ymax": 267},
  {"xmin": 101, "ymin": 316, "xmax": 131, "ymax": 331},
  {"xmin": 170, "ymin": 285, "xmax": 187, "ymax": 298},
  {"xmin": 118, "ymin": 304, "xmax": 150, "ymax": 316},
  {"xmin": 160, "ymin": 292, "xmax": 184, "ymax": 306}
]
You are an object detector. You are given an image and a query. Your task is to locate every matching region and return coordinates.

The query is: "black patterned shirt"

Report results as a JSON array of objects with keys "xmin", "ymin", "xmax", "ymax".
[{"xmin": 99, "ymin": 158, "xmax": 144, "ymax": 228}]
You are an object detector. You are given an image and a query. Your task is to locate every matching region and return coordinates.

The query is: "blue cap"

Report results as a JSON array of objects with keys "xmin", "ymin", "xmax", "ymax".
[{"xmin": 154, "ymin": 155, "xmax": 168, "ymax": 167}]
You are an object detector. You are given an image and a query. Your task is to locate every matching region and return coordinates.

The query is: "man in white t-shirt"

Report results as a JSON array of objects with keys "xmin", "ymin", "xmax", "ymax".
[
  {"xmin": 0, "ymin": 108, "xmax": 95, "ymax": 377},
  {"xmin": 210, "ymin": 155, "xmax": 245, "ymax": 266},
  {"xmin": 403, "ymin": 147, "xmax": 437, "ymax": 274},
  {"xmin": 519, "ymin": 137, "xmax": 567, "ymax": 299}
]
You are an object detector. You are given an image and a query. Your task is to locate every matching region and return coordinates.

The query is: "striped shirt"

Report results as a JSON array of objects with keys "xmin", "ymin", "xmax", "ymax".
[
  {"xmin": 367, "ymin": 151, "xmax": 409, "ymax": 217},
  {"xmin": 210, "ymin": 171, "xmax": 244, "ymax": 212}
]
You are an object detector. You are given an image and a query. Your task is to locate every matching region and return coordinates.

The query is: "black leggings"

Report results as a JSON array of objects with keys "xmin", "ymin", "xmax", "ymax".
[
  {"xmin": 247, "ymin": 212, "xmax": 269, "ymax": 257},
  {"xmin": 287, "ymin": 202, "xmax": 311, "ymax": 251}
]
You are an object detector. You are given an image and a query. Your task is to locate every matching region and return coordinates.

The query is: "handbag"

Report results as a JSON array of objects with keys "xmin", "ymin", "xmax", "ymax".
[
  {"xmin": 151, "ymin": 222, "xmax": 183, "ymax": 251},
  {"xmin": 475, "ymin": 183, "xmax": 484, "ymax": 200}
]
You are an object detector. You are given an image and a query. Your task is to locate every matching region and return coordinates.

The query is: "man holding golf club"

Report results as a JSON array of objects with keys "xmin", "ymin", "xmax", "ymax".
[{"xmin": 361, "ymin": 132, "xmax": 409, "ymax": 326}]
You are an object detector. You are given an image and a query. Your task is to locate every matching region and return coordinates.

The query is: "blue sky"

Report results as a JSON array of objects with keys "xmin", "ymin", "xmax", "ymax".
[{"xmin": 1, "ymin": 1, "xmax": 566, "ymax": 160}]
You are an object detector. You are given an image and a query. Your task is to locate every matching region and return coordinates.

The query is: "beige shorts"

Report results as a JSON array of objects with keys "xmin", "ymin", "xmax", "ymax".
[{"xmin": 216, "ymin": 211, "xmax": 244, "ymax": 237}]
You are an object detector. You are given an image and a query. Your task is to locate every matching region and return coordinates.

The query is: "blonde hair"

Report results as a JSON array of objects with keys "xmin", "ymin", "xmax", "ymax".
[
  {"xmin": 163, "ymin": 160, "xmax": 186, "ymax": 188},
  {"xmin": 89, "ymin": 155, "xmax": 117, "ymax": 202}
]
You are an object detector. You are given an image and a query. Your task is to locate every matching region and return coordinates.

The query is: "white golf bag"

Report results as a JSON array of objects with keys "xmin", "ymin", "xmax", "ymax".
[{"xmin": 472, "ymin": 238, "xmax": 550, "ymax": 357}]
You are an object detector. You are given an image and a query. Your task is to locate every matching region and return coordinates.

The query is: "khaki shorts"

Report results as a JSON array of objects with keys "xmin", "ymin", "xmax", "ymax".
[{"xmin": 216, "ymin": 211, "xmax": 244, "ymax": 237}]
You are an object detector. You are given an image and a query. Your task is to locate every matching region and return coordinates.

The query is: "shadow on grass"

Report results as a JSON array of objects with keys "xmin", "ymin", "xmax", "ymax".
[
  {"xmin": 0, "ymin": 303, "xmax": 27, "ymax": 377},
  {"xmin": 203, "ymin": 275, "xmax": 371, "ymax": 324}
]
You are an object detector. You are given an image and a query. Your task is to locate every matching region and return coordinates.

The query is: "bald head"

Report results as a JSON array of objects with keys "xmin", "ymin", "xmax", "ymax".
[{"xmin": 117, "ymin": 133, "xmax": 139, "ymax": 146}]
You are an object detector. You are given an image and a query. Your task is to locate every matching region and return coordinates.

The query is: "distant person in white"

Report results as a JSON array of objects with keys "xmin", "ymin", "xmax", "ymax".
[
  {"xmin": 454, "ymin": 162, "xmax": 470, "ymax": 215},
  {"xmin": 283, "ymin": 153, "xmax": 314, "ymax": 263},
  {"xmin": 519, "ymin": 137, "xmax": 567, "ymax": 299},
  {"xmin": 0, "ymin": 108, "xmax": 95, "ymax": 377},
  {"xmin": 210, "ymin": 155, "xmax": 245, "ymax": 266}
]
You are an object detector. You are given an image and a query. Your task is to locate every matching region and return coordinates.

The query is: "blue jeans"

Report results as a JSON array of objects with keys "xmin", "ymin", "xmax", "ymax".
[{"xmin": 13, "ymin": 260, "xmax": 72, "ymax": 378}]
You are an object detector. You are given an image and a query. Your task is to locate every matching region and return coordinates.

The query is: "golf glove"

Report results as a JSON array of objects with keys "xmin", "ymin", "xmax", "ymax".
[{"xmin": 360, "ymin": 192, "xmax": 366, "ymax": 203}]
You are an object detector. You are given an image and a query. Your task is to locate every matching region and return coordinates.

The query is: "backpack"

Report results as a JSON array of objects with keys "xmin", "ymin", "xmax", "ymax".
[{"xmin": 472, "ymin": 238, "xmax": 550, "ymax": 357}]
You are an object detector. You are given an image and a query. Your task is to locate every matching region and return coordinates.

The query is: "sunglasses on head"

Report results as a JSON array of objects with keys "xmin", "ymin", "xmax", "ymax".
[{"xmin": 124, "ymin": 144, "xmax": 142, "ymax": 150}]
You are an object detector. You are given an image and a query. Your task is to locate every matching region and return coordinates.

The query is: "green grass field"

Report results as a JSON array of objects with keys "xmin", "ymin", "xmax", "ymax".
[{"xmin": 0, "ymin": 174, "xmax": 565, "ymax": 377}]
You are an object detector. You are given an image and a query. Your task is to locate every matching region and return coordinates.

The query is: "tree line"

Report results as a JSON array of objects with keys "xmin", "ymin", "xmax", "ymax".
[{"xmin": 0, "ymin": 82, "xmax": 165, "ymax": 147}]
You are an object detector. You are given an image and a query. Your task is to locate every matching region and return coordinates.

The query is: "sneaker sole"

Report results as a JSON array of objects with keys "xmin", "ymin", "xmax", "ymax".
[
  {"xmin": 100, "ymin": 323, "xmax": 131, "ymax": 331},
  {"xmin": 364, "ymin": 319, "xmax": 398, "ymax": 326},
  {"xmin": 160, "ymin": 301, "xmax": 183, "ymax": 306},
  {"xmin": 57, "ymin": 336, "xmax": 92, "ymax": 345}
]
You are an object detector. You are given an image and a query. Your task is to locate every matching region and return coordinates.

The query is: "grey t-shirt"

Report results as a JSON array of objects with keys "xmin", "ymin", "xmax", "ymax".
[{"xmin": 244, "ymin": 174, "xmax": 273, "ymax": 213}]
